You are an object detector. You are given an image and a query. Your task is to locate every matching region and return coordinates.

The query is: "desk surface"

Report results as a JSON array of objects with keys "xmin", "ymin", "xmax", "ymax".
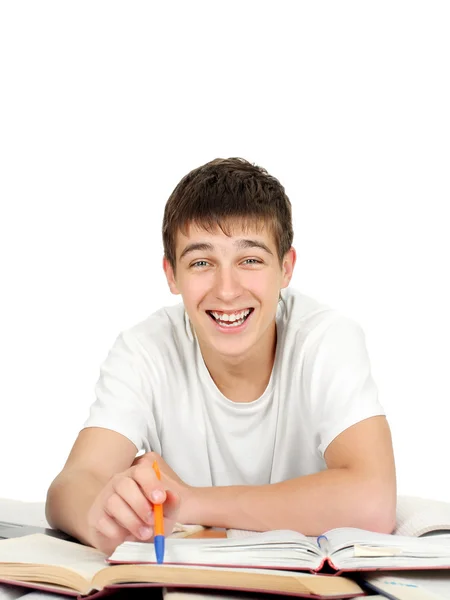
[{"xmin": 0, "ymin": 499, "xmax": 48, "ymax": 528}]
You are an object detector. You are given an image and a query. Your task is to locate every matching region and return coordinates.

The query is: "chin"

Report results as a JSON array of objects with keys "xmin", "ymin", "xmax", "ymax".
[{"xmin": 211, "ymin": 337, "xmax": 255, "ymax": 359}]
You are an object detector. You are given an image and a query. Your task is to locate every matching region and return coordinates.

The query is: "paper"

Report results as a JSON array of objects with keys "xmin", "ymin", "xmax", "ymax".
[{"xmin": 354, "ymin": 544, "xmax": 403, "ymax": 557}]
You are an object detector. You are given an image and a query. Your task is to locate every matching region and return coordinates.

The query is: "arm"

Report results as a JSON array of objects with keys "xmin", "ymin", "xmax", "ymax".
[
  {"xmin": 158, "ymin": 415, "xmax": 396, "ymax": 535},
  {"xmin": 46, "ymin": 427, "xmax": 179, "ymax": 554}
]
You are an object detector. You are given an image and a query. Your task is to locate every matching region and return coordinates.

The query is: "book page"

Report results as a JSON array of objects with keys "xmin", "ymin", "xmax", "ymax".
[
  {"xmin": 110, "ymin": 530, "xmax": 321, "ymax": 569},
  {"xmin": 322, "ymin": 527, "xmax": 388, "ymax": 554},
  {"xmin": 94, "ymin": 563, "xmax": 363, "ymax": 597},
  {"xmin": 226, "ymin": 529, "xmax": 261, "ymax": 539},
  {"xmin": 395, "ymin": 496, "xmax": 450, "ymax": 537},
  {"xmin": 325, "ymin": 527, "xmax": 450, "ymax": 555},
  {"xmin": 323, "ymin": 527, "xmax": 450, "ymax": 571},
  {"xmin": 0, "ymin": 534, "xmax": 106, "ymax": 581},
  {"xmin": 365, "ymin": 571, "xmax": 450, "ymax": 599},
  {"xmin": 226, "ymin": 529, "xmax": 313, "ymax": 542}
]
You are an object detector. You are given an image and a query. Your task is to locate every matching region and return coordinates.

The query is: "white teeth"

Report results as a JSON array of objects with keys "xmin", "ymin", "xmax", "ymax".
[
  {"xmin": 211, "ymin": 309, "xmax": 251, "ymax": 323},
  {"xmin": 218, "ymin": 318, "xmax": 246, "ymax": 327}
]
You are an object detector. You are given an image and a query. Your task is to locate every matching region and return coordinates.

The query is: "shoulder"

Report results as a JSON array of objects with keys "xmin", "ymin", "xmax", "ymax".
[
  {"xmin": 278, "ymin": 288, "xmax": 366, "ymax": 355},
  {"xmin": 109, "ymin": 302, "xmax": 193, "ymax": 363}
]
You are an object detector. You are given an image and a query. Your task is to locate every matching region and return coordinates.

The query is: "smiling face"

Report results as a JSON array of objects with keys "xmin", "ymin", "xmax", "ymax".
[{"xmin": 163, "ymin": 221, "xmax": 296, "ymax": 361}]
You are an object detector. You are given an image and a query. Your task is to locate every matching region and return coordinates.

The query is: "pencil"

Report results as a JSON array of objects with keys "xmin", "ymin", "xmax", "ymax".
[{"xmin": 152, "ymin": 460, "xmax": 165, "ymax": 564}]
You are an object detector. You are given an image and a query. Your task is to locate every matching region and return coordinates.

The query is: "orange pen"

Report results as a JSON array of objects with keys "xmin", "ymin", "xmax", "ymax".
[{"xmin": 152, "ymin": 460, "xmax": 165, "ymax": 564}]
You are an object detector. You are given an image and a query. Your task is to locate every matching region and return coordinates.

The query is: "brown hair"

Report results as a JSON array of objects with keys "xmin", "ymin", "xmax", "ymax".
[{"xmin": 162, "ymin": 157, "xmax": 293, "ymax": 271}]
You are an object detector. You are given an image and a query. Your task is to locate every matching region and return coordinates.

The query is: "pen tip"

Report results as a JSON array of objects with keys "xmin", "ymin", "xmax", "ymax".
[{"xmin": 154, "ymin": 535, "xmax": 165, "ymax": 565}]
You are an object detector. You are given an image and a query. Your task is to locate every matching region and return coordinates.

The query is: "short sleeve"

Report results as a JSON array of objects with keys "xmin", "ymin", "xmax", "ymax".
[
  {"xmin": 83, "ymin": 331, "xmax": 157, "ymax": 452},
  {"xmin": 305, "ymin": 317, "xmax": 385, "ymax": 457}
]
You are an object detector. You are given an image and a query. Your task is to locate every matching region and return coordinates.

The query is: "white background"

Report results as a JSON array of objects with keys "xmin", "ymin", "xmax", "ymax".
[{"xmin": 0, "ymin": 2, "xmax": 449, "ymax": 503}]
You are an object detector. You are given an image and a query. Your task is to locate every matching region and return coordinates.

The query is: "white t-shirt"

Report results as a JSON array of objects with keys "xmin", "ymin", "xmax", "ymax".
[{"xmin": 84, "ymin": 287, "xmax": 384, "ymax": 487}]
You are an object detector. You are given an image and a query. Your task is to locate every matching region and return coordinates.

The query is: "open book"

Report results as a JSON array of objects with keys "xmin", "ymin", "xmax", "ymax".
[
  {"xmin": 394, "ymin": 495, "xmax": 450, "ymax": 538},
  {"xmin": 109, "ymin": 527, "xmax": 450, "ymax": 575},
  {"xmin": 0, "ymin": 534, "xmax": 364, "ymax": 599}
]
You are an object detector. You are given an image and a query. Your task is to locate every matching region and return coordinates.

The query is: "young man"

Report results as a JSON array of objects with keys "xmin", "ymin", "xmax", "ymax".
[{"xmin": 46, "ymin": 158, "xmax": 396, "ymax": 555}]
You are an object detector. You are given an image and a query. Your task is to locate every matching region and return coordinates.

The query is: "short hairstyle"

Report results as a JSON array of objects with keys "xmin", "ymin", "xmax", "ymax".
[{"xmin": 162, "ymin": 157, "xmax": 293, "ymax": 271}]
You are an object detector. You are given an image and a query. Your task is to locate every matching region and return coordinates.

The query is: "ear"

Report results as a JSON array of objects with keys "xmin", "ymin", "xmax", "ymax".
[
  {"xmin": 280, "ymin": 247, "xmax": 297, "ymax": 289},
  {"xmin": 162, "ymin": 256, "xmax": 180, "ymax": 295}
]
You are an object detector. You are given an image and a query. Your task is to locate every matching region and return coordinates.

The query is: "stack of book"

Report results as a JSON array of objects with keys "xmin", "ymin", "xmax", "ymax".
[{"xmin": 1, "ymin": 495, "xmax": 450, "ymax": 599}]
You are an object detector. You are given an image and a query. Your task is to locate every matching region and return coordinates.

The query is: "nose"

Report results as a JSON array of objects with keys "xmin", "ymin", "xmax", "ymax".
[{"xmin": 213, "ymin": 266, "xmax": 244, "ymax": 303}]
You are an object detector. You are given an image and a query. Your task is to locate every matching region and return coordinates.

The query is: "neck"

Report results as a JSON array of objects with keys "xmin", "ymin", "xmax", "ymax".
[{"xmin": 198, "ymin": 321, "xmax": 277, "ymax": 403}]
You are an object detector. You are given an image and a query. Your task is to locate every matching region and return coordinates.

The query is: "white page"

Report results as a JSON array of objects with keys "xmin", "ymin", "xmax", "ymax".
[
  {"xmin": 226, "ymin": 529, "xmax": 260, "ymax": 539},
  {"xmin": 366, "ymin": 571, "xmax": 450, "ymax": 600},
  {"xmin": 395, "ymin": 497, "xmax": 450, "ymax": 537},
  {"xmin": 111, "ymin": 530, "xmax": 321, "ymax": 568},
  {"xmin": 0, "ymin": 534, "xmax": 106, "ymax": 581},
  {"xmin": 320, "ymin": 528, "xmax": 450, "ymax": 571},
  {"xmin": 325, "ymin": 527, "xmax": 450, "ymax": 555}
]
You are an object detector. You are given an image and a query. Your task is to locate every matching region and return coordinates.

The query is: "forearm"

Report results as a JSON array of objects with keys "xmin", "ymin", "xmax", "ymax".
[
  {"xmin": 184, "ymin": 467, "xmax": 396, "ymax": 535},
  {"xmin": 45, "ymin": 469, "xmax": 105, "ymax": 546}
]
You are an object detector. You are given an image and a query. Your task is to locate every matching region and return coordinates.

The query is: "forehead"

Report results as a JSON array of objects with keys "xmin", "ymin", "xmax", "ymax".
[{"xmin": 175, "ymin": 221, "xmax": 277, "ymax": 254}]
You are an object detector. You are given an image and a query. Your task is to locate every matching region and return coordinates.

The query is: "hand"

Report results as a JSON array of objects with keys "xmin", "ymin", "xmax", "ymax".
[
  {"xmin": 132, "ymin": 452, "xmax": 194, "ymax": 523},
  {"xmin": 87, "ymin": 454, "xmax": 180, "ymax": 555}
]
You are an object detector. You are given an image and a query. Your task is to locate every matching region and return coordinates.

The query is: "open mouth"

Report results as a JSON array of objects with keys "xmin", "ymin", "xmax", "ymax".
[{"xmin": 206, "ymin": 308, "xmax": 254, "ymax": 328}]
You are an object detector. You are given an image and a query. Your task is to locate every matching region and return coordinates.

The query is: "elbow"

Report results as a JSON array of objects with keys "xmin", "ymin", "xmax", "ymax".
[
  {"xmin": 366, "ymin": 508, "xmax": 397, "ymax": 534},
  {"xmin": 45, "ymin": 476, "xmax": 60, "ymax": 528},
  {"xmin": 359, "ymin": 484, "xmax": 397, "ymax": 534},
  {"xmin": 45, "ymin": 470, "xmax": 71, "ymax": 529}
]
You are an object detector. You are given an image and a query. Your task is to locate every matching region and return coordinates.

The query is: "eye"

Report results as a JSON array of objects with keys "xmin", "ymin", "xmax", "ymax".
[
  {"xmin": 242, "ymin": 258, "xmax": 262, "ymax": 265},
  {"xmin": 191, "ymin": 260, "xmax": 210, "ymax": 269}
]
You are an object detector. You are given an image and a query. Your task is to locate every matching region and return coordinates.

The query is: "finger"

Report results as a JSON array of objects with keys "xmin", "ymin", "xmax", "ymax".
[
  {"xmin": 145, "ymin": 489, "xmax": 180, "ymax": 529},
  {"xmin": 105, "ymin": 491, "xmax": 153, "ymax": 541},
  {"xmin": 111, "ymin": 473, "xmax": 154, "ymax": 526},
  {"xmin": 132, "ymin": 462, "xmax": 167, "ymax": 505},
  {"xmin": 96, "ymin": 513, "xmax": 126, "ymax": 539},
  {"xmin": 94, "ymin": 513, "xmax": 130, "ymax": 554}
]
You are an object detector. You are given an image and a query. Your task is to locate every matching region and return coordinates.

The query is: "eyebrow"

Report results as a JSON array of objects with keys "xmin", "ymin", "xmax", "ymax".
[{"xmin": 179, "ymin": 239, "xmax": 274, "ymax": 261}]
